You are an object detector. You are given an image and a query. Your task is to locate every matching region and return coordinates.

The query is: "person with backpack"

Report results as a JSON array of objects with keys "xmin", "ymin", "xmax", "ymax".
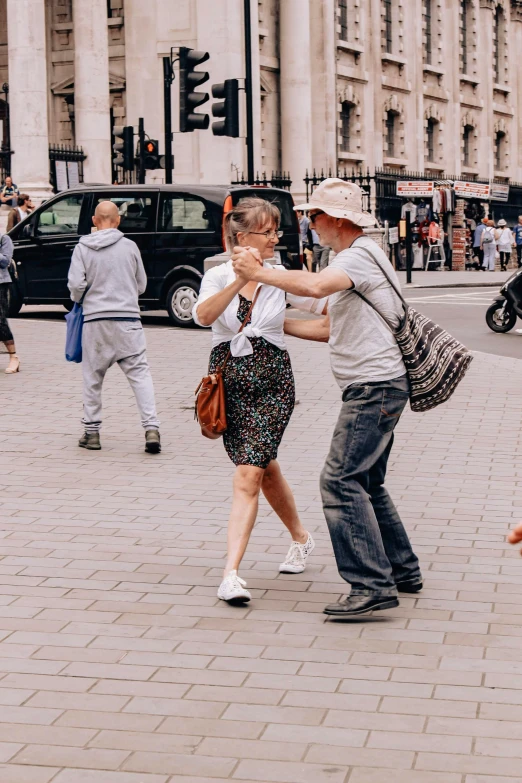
[
  {"xmin": 495, "ymin": 219, "xmax": 514, "ymax": 271},
  {"xmin": 481, "ymin": 219, "xmax": 497, "ymax": 271},
  {"xmin": 232, "ymin": 179, "xmax": 422, "ymax": 617}
]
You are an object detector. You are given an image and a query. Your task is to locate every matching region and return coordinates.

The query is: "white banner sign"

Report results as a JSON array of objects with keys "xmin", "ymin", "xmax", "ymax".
[
  {"xmin": 396, "ymin": 180, "xmax": 434, "ymax": 198},
  {"xmin": 388, "ymin": 226, "xmax": 399, "ymax": 244},
  {"xmin": 67, "ymin": 161, "xmax": 80, "ymax": 189},
  {"xmin": 55, "ymin": 160, "xmax": 68, "ymax": 192},
  {"xmin": 490, "ymin": 183, "xmax": 510, "ymax": 202},
  {"xmin": 453, "ymin": 180, "xmax": 490, "ymax": 199}
]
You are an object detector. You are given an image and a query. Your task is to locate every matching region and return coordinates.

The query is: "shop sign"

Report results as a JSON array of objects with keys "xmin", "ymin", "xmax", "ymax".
[
  {"xmin": 396, "ymin": 180, "xmax": 434, "ymax": 197},
  {"xmin": 490, "ymin": 183, "xmax": 510, "ymax": 202},
  {"xmin": 453, "ymin": 180, "xmax": 490, "ymax": 199},
  {"xmin": 388, "ymin": 227, "xmax": 399, "ymax": 244}
]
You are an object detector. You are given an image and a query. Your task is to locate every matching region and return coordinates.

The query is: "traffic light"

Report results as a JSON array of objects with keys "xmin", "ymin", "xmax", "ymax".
[
  {"xmin": 179, "ymin": 47, "xmax": 210, "ymax": 132},
  {"xmin": 143, "ymin": 139, "xmax": 160, "ymax": 170},
  {"xmin": 112, "ymin": 125, "xmax": 134, "ymax": 170},
  {"xmin": 211, "ymin": 79, "xmax": 240, "ymax": 137}
]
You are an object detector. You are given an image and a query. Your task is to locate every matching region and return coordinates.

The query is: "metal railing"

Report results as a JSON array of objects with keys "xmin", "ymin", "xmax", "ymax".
[{"xmin": 231, "ymin": 170, "xmax": 292, "ymax": 190}]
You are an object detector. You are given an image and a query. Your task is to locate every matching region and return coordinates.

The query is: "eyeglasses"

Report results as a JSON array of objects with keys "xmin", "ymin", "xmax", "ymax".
[
  {"xmin": 249, "ymin": 229, "xmax": 283, "ymax": 239},
  {"xmin": 308, "ymin": 211, "xmax": 325, "ymax": 224}
]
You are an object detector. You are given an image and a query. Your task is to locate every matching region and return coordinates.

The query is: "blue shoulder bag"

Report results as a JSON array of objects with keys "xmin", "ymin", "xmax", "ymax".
[{"xmin": 65, "ymin": 294, "xmax": 86, "ymax": 363}]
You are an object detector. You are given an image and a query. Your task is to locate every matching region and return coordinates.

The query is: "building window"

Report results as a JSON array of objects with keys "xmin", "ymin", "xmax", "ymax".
[
  {"xmin": 383, "ymin": 0, "xmax": 393, "ymax": 53},
  {"xmin": 494, "ymin": 130, "xmax": 505, "ymax": 171},
  {"xmin": 426, "ymin": 118, "xmax": 437, "ymax": 162},
  {"xmin": 460, "ymin": 0, "xmax": 470, "ymax": 74},
  {"xmin": 339, "ymin": 0, "xmax": 348, "ymax": 41},
  {"xmin": 493, "ymin": 5, "xmax": 505, "ymax": 84},
  {"xmin": 340, "ymin": 102, "xmax": 352, "ymax": 152},
  {"xmin": 462, "ymin": 124, "xmax": 473, "ymax": 167},
  {"xmin": 385, "ymin": 111, "xmax": 396, "ymax": 158},
  {"xmin": 423, "ymin": 0, "xmax": 432, "ymax": 65}
]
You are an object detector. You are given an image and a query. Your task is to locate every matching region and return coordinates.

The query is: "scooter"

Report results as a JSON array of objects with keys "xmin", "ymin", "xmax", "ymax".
[{"xmin": 485, "ymin": 266, "xmax": 522, "ymax": 333}]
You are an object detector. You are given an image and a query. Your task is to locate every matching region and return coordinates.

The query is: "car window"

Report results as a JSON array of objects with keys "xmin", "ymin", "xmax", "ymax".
[
  {"xmin": 159, "ymin": 195, "xmax": 211, "ymax": 231},
  {"xmin": 36, "ymin": 194, "xmax": 84, "ymax": 236},
  {"xmin": 93, "ymin": 195, "xmax": 155, "ymax": 233}
]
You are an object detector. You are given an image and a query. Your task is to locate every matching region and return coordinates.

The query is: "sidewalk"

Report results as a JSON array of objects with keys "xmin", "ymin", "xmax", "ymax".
[
  {"xmin": 397, "ymin": 269, "xmax": 514, "ymax": 288},
  {"xmin": 0, "ymin": 320, "xmax": 521, "ymax": 782}
]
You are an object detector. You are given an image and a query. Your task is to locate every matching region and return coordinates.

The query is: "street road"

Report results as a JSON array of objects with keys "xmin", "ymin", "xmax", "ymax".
[
  {"xmin": 1, "ymin": 309, "xmax": 522, "ymax": 781},
  {"xmin": 13, "ymin": 285, "xmax": 522, "ymax": 360}
]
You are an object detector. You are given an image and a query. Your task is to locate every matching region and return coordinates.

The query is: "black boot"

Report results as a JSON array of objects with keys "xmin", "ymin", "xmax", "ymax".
[
  {"xmin": 145, "ymin": 430, "xmax": 161, "ymax": 454},
  {"xmin": 79, "ymin": 432, "xmax": 101, "ymax": 450},
  {"xmin": 396, "ymin": 578, "xmax": 423, "ymax": 593}
]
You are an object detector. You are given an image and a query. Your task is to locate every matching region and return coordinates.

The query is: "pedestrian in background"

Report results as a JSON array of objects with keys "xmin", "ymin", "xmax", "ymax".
[
  {"xmin": 0, "ymin": 176, "xmax": 20, "ymax": 208},
  {"xmin": 495, "ymin": 219, "xmax": 514, "ymax": 271},
  {"xmin": 512, "ymin": 215, "xmax": 522, "ymax": 268},
  {"xmin": 193, "ymin": 197, "xmax": 322, "ymax": 604},
  {"xmin": 296, "ymin": 209, "xmax": 313, "ymax": 272},
  {"xmin": 67, "ymin": 201, "xmax": 161, "ymax": 454},
  {"xmin": 6, "ymin": 194, "xmax": 34, "ymax": 232},
  {"xmin": 311, "ymin": 227, "xmax": 331, "ymax": 272},
  {"xmin": 481, "ymin": 219, "xmax": 497, "ymax": 271},
  {"xmin": 473, "ymin": 217, "xmax": 488, "ymax": 269},
  {"xmin": 0, "ymin": 229, "xmax": 20, "ymax": 374}
]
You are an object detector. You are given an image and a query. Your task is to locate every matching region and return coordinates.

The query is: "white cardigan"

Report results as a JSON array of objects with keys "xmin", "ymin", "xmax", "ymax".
[{"xmin": 193, "ymin": 259, "xmax": 326, "ymax": 357}]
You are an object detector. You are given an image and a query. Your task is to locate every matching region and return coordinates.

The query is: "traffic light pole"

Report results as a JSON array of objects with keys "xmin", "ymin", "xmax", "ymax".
[
  {"xmin": 138, "ymin": 117, "xmax": 145, "ymax": 185},
  {"xmin": 163, "ymin": 56, "xmax": 174, "ymax": 185},
  {"xmin": 243, "ymin": 0, "xmax": 254, "ymax": 184}
]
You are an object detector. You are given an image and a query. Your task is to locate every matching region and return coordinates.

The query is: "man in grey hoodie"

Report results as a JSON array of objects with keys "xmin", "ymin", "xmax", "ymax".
[{"xmin": 68, "ymin": 201, "xmax": 161, "ymax": 453}]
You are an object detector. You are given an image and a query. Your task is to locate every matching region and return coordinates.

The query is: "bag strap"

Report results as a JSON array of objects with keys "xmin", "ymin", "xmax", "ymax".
[
  {"xmin": 219, "ymin": 286, "xmax": 262, "ymax": 372},
  {"xmin": 349, "ymin": 243, "xmax": 407, "ymax": 333}
]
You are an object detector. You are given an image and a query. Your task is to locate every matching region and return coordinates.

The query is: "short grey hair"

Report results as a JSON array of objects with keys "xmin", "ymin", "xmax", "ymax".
[{"xmin": 224, "ymin": 196, "xmax": 280, "ymax": 252}]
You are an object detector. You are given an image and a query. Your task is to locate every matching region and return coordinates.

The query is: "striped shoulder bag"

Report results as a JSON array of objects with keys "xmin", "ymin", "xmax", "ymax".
[{"xmin": 354, "ymin": 248, "xmax": 473, "ymax": 412}]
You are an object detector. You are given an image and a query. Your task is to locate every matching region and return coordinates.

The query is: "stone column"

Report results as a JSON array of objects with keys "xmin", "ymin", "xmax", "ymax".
[
  {"xmin": 478, "ymin": 0, "xmax": 495, "ymax": 180},
  {"xmin": 280, "ymin": 0, "xmax": 312, "ymax": 202},
  {"xmin": 6, "ymin": 0, "xmax": 53, "ymax": 201},
  {"xmin": 309, "ymin": 0, "xmax": 337, "ymax": 174},
  {"xmin": 73, "ymin": 0, "xmax": 112, "ymax": 184}
]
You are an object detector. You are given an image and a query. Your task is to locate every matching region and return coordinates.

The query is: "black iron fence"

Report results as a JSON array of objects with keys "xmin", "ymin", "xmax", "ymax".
[
  {"xmin": 232, "ymin": 170, "xmax": 292, "ymax": 190},
  {"xmin": 0, "ymin": 149, "xmax": 12, "ymax": 182},
  {"xmin": 304, "ymin": 166, "xmax": 522, "ymax": 227},
  {"xmin": 49, "ymin": 145, "xmax": 86, "ymax": 193}
]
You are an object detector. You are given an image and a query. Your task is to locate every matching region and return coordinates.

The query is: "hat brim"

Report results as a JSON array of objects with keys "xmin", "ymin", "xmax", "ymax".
[{"xmin": 294, "ymin": 202, "xmax": 376, "ymax": 227}]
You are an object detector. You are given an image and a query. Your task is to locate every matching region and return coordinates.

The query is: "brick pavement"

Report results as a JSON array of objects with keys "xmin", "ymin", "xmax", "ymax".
[{"xmin": 0, "ymin": 316, "xmax": 521, "ymax": 783}]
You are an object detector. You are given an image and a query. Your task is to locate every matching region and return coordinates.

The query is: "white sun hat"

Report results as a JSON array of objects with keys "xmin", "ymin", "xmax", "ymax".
[
  {"xmin": 294, "ymin": 178, "xmax": 376, "ymax": 227},
  {"xmin": 497, "ymin": 218, "xmax": 507, "ymax": 226}
]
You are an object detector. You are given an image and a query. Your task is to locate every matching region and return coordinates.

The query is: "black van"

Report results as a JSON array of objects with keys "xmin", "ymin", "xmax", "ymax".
[{"xmin": 8, "ymin": 184, "xmax": 301, "ymax": 327}]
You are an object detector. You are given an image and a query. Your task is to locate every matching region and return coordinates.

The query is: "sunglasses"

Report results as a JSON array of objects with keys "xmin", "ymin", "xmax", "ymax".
[{"xmin": 308, "ymin": 211, "xmax": 325, "ymax": 224}]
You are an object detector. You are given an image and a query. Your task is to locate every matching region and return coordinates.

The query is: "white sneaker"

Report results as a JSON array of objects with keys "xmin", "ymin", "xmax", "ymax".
[
  {"xmin": 279, "ymin": 533, "xmax": 315, "ymax": 574},
  {"xmin": 217, "ymin": 570, "xmax": 251, "ymax": 604}
]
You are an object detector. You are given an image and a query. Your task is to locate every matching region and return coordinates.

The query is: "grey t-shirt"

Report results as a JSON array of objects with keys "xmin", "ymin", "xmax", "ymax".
[{"xmin": 328, "ymin": 235, "xmax": 406, "ymax": 391}]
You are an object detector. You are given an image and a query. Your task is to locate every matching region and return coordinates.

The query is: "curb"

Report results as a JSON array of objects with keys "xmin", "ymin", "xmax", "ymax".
[{"xmin": 403, "ymin": 282, "xmax": 502, "ymax": 289}]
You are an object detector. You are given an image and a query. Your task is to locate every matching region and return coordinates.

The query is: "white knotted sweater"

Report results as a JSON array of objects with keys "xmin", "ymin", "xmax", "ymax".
[{"xmin": 192, "ymin": 259, "xmax": 326, "ymax": 357}]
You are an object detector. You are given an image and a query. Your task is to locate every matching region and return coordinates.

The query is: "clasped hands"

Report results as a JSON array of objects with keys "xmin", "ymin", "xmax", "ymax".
[{"xmin": 231, "ymin": 246, "xmax": 263, "ymax": 282}]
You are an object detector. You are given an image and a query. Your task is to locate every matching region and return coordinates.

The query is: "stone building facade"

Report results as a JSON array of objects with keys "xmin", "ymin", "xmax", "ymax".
[{"xmin": 1, "ymin": 0, "xmax": 522, "ymax": 202}]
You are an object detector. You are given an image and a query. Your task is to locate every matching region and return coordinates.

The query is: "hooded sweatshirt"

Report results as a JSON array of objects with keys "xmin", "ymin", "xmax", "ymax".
[{"xmin": 67, "ymin": 228, "xmax": 147, "ymax": 322}]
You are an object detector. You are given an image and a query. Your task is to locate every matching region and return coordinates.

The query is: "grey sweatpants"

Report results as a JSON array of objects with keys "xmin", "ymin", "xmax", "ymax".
[{"xmin": 81, "ymin": 320, "xmax": 160, "ymax": 434}]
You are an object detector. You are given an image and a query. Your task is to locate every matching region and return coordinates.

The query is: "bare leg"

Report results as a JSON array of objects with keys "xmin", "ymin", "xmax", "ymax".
[
  {"xmin": 4, "ymin": 340, "xmax": 19, "ymax": 373},
  {"xmin": 224, "ymin": 464, "xmax": 265, "ymax": 577},
  {"xmin": 261, "ymin": 460, "xmax": 308, "ymax": 543}
]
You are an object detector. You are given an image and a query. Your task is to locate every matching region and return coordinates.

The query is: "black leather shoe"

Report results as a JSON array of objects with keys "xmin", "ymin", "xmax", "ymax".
[
  {"xmin": 324, "ymin": 594, "xmax": 399, "ymax": 616},
  {"xmin": 396, "ymin": 578, "xmax": 423, "ymax": 593}
]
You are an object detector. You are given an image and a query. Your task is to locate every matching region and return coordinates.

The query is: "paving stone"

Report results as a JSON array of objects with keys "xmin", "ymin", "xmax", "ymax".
[{"xmin": 2, "ymin": 321, "xmax": 522, "ymax": 781}]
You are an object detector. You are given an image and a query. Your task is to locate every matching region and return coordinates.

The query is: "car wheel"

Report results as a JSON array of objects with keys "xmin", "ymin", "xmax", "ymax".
[
  {"xmin": 7, "ymin": 286, "xmax": 23, "ymax": 317},
  {"xmin": 166, "ymin": 278, "xmax": 200, "ymax": 327}
]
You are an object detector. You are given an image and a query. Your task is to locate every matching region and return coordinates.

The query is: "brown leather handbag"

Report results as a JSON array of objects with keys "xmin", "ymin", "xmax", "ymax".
[{"xmin": 195, "ymin": 292, "xmax": 259, "ymax": 440}]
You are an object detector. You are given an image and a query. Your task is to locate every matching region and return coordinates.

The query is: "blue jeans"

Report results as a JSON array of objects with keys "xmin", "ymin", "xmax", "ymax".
[{"xmin": 320, "ymin": 375, "xmax": 421, "ymax": 596}]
